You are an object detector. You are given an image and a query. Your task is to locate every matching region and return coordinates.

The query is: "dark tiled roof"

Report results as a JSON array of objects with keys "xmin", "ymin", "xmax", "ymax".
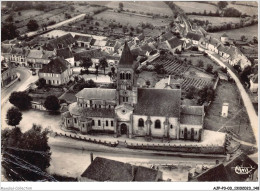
[
  {"xmin": 181, "ymin": 105, "xmax": 204, "ymax": 115},
  {"xmin": 137, "ymin": 33, "xmax": 145, "ymax": 41},
  {"xmin": 74, "ymin": 35, "xmax": 92, "ymax": 43},
  {"xmin": 10, "ymin": 47, "xmax": 29, "ymax": 56},
  {"xmin": 160, "ymin": 32, "xmax": 174, "ymax": 41},
  {"xmin": 56, "ymin": 47, "xmax": 73, "ymax": 59},
  {"xmin": 105, "ymin": 40, "xmax": 117, "ymax": 47},
  {"xmin": 119, "ymin": 42, "xmax": 134, "ymax": 68},
  {"xmin": 140, "ymin": 44, "xmax": 154, "ymax": 53},
  {"xmin": 81, "ymin": 157, "xmax": 134, "ymax": 181},
  {"xmin": 180, "ymin": 105, "xmax": 204, "ymax": 125},
  {"xmin": 221, "ymin": 33, "xmax": 228, "ymax": 37},
  {"xmin": 131, "ymin": 47, "xmax": 143, "ymax": 57},
  {"xmin": 134, "ymin": 88, "xmax": 181, "ymax": 117},
  {"xmin": 224, "ymin": 153, "xmax": 258, "ymax": 181},
  {"xmin": 186, "ymin": 32, "xmax": 202, "ymax": 41},
  {"xmin": 167, "ymin": 37, "xmax": 183, "ymax": 49},
  {"xmin": 45, "ymin": 33, "xmax": 75, "ymax": 51},
  {"xmin": 75, "ymin": 88, "xmax": 116, "ymax": 100},
  {"xmin": 1, "ymin": 45, "xmax": 12, "ymax": 54},
  {"xmin": 134, "ymin": 166, "xmax": 161, "ymax": 181},
  {"xmin": 195, "ymin": 164, "xmax": 229, "ymax": 181},
  {"xmin": 39, "ymin": 57, "xmax": 69, "ymax": 74}
]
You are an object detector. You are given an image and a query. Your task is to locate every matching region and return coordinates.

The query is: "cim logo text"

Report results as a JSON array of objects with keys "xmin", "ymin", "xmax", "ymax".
[{"xmin": 234, "ymin": 165, "xmax": 255, "ymax": 175}]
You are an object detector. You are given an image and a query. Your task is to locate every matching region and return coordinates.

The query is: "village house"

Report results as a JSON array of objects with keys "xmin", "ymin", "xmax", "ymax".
[
  {"xmin": 74, "ymin": 35, "xmax": 94, "ymax": 48},
  {"xmin": 79, "ymin": 157, "xmax": 163, "ymax": 182},
  {"xmin": 92, "ymin": 39, "xmax": 107, "ymax": 51},
  {"xmin": 186, "ymin": 32, "xmax": 202, "ymax": 46},
  {"xmin": 202, "ymin": 36, "xmax": 220, "ymax": 54},
  {"xmin": 166, "ymin": 37, "xmax": 183, "ymax": 54},
  {"xmin": 1, "ymin": 62, "xmax": 17, "ymax": 87},
  {"xmin": 38, "ymin": 57, "xmax": 72, "ymax": 86},
  {"xmin": 62, "ymin": 42, "xmax": 205, "ymax": 141},
  {"xmin": 249, "ymin": 74, "xmax": 258, "ymax": 93},
  {"xmin": 227, "ymin": 47, "xmax": 252, "ymax": 70},
  {"xmin": 217, "ymin": 44, "xmax": 230, "ymax": 59},
  {"xmin": 56, "ymin": 47, "xmax": 74, "ymax": 66},
  {"xmin": 44, "ymin": 33, "xmax": 75, "ymax": 51},
  {"xmin": 133, "ymin": 33, "xmax": 145, "ymax": 45},
  {"xmin": 159, "ymin": 31, "xmax": 175, "ymax": 43},
  {"xmin": 27, "ymin": 49, "xmax": 55, "ymax": 70},
  {"xmin": 104, "ymin": 40, "xmax": 119, "ymax": 53},
  {"xmin": 139, "ymin": 43, "xmax": 155, "ymax": 56},
  {"xmin": 9, "ymin": 47, "xmax": 29, "ymax": 66},
  {"xmin": 1, "ymin": 44, "xmax": 12, "ymax": 62},
  {"xmin": 220, "ymin": 33, "xmax": 229, "ymax": 45}
]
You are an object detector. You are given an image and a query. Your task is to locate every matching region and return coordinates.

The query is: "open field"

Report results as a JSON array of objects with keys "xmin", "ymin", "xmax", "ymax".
[
  {"xmin": 88, "ymin": 1, "xmax": 173, "ymax": 16},
  {"xmin": 209, "ymin": 24, "xmax": 258, "ymax": 40},
  {"xmin": 188, "ymin": 15, "xmax": 241, "ymax": 26},
  {"xmin": 174, "ymin": 2, "xmax": 218, "ymax": 14},
  {"xmin": 94, "ymin": 10, "xmax": 170, "ymax": 27},
  {"xmin": 204, "ymin": 80, "xmax": 255, "ymax": 144},
  {"xmin": 227, "ymin": 3, "xmax": 258, "ymax": 16}
]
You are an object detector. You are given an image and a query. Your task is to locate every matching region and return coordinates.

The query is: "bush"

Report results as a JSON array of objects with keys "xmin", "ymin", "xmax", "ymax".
[
  {"xmin": 191, "ymin": 46, "xmax": 198, "ymax": 51},
  {"xmin": 206, "ymin": 64, "xmax": 213, "ymax": 73},
  {"xmin": 9, "ymin": 91, "xmax": 32, "ymax": 110},
  {"xmin": 146, "ymin": 65, "xmax": 155, "ymax": 71}
]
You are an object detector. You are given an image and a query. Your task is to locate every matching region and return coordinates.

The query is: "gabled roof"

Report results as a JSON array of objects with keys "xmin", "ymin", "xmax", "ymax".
[
  {"xmin": 45, "ymin": 33, "xmax": 75, "ymax": 51},
  {"xmin": 167, "ymin": 37, "xmax": 183, "ymax": 49},
  {"xmin": 75, "ymin": 88, "xmax": 116, "ymax": 100},
  {"xmin": 134, "ymin": 166, "xmax": 161, "ymax": 181},
  {"xmin": 27, "ymin": 49, "xmax": 43, "ymax": 59},
  {"xmin": 194, "ymin": 164, "xmax": 229, "ymax": 181},
  {"xmin": 221, "ymin": 33, "xmax": 228, "ymax": 37},
  {"xmin": 160, "ymin": 31, "xmax": 174, "ymax": 41},
  {"xmin": 93, "ymin": 40, "xmax": 107, "ymax": 47},
  {"xmin": 56, "ymin": 47, "xmax": 73, "ymax": 59},
  {"xmin": 73, "ymin": 49, "xmax": 104, "ymax": 61},
  {"xmin": 74, "ymin": 35, "xmax": 92, "ymax": 43},
  {"xmin": 1, "ymin": 44, "xmax": 12, "ymax": 54},
  {"xmin": 134, "ymin": 88, "xmax": 181, "ymax": 117},
  {"xmin": 10, "ymin": 47, "xmax": 29, "ymax": 56},
  {"xmin": 105, "ymin": 40, "xmax": 117, "ymax": 47},
  {"xmin": 250, "ymin": 74, "xmax": 258, "ymax": 83},
  {"xmin": 186, "ymin": 32, "xmax": 202, "ymax": 41},
  {"xmin": 140, "ymin": 44, "xmax": 154, "ymax": 53},
  {"xmin": 118, "ymin": 42, "xmax": 134, "ymax": 68},
  {"xmin": 81, "ymin": 157, "xmax": 133, "ymax": 181},
  {"xmin": 39, "ymin": 57, "xmax": 70, "ymax": 74}
]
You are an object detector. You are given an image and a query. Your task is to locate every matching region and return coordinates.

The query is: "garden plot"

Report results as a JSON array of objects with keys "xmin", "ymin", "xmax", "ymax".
[
  {"xmin": 94, "ymin": 10, "xmax": 171, "ymax": 27},
  {"xmin": 174, "ymin": 2, "xmax": 218, "ymax": 14}
]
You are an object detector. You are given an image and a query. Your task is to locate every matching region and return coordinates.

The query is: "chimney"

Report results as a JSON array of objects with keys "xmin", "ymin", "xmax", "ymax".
[{"xmin": 90, "ymin": 152, "xmax": 94, "ymax": 163}]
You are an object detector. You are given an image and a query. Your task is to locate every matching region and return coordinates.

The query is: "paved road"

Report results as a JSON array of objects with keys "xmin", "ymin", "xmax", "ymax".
[
  {"xmin": 205, "ymin": 51, "xmax": 258, "ymax": 145},
  {"xmin": 1, "ymin": 67, "xmax": 38, "ymax": 106}
]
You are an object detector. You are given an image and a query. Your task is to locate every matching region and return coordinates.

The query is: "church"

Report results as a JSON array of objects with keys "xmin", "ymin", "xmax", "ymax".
[{"xmin": 62, "ymin": 42, "xmax": 205, "ymax": 141}]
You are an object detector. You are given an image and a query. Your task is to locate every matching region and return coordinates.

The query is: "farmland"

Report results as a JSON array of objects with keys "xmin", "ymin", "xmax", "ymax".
[
  {"xmin": 94, "ymin": 10, "xmax": 171, "ymax": 27},
  {"xmin": 88, "ymin": 1, "xmax": 173, "ymax": 16},
  {"xmin": 209, "ymin": 24, "xmax": 258, "ymax": 40},
  {"xmin": 174, "ymin": 2, "xmax": 218, "ymax": 14},
  {"xmin": 227, "ymin": 3, "xmax": 258, "ymax": 16},
  {"xmin": 188, "ymin": 15, "xmax": 241, "ymax": 26}
]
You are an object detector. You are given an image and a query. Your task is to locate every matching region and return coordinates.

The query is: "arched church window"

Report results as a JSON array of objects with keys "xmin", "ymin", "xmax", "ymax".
[
  {"xmin": 138, "ymin": 118, "xmax": 144, "ymax": 127},
  {"xmin": 170, "ymin": 125, "xmax": 173, "ymax": 129},
  {"xmin": 126, "ymin": 73, "xmax": 128, "ymax": 79},
  {"xmin": 128, "ymin": 73, "xmax": 131, "ymax": 79},
  {"xmin": 155, "ymin": 120, "xmax": 161, "ymax": 129},
  {"xmin": 120, "ymin": 73, "xmax": 123, "ymax": 79},
  {"xmin": 122, "ymin": 73, "xmax": 125, "ymax": 79}
]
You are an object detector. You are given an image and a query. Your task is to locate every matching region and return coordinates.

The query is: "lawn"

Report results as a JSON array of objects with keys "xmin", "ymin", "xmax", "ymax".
[
  {"xmin": 204, "ymin": 80, "xmax": 255, "ymax": 144},
  {"xmin": 137, "ymin": 71, "xmax": 161, "ymax": 88},
  {"xmin": 188, "ymin": 15, "xmax": 241, "ymax": 26},
  {"xmin": 174, "ymin": 2, "xmax": 218, "ymax": 14},
  {"xmin": 209, "ymin": 24, "xmax": 258, "ymax": 40},
  {"xmin": 94, "ymin": 10, "xmax": 170, "ymax": 27}
]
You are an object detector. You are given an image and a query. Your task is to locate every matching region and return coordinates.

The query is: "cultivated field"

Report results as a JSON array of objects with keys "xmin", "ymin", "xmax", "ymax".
[
  {"xmin": 94, "ymin": 10, "xmax": 170, "ymax": 27},
  {"xmin": 227, "ymin": 3, "xmax": 258, "ymax": 16},
  {"xmin": 209, "ymin": 24, "xmax": 258, "ymax": 40},
  {"xmin": 88, "ymin": 1, "xmax": 173, "ymax": 16},
  {"xmin": 188, "ymin": 15, "xmax": 241, "ymax": 26},
  {"xmin": 174, "ymin": 2, "xmax": 218, "ymax": 14}
]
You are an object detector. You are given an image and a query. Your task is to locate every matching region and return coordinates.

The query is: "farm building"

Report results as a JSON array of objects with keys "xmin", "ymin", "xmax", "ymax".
[
  {"xmin": 27, "ymin": 49, "xmax": 55, "ymax": 70},
  {"xmin": 186, "ymin": 32, "xmax": 202, "ymax": 46},
  {"xmin": 74, "ymin": 35, "xmax": 94, "ymax": 48},
  {"xmin": 44, "ymin": 33, "xmax": 75, "ymax": 51},
  {"xmin": 56, "ymin": 47, "xmax": 74, "ymax": 66},
  {"xmin": 166, "ymin": 37, "xmax": 183, "ymax": 54},
  {"xmin": 62, "ymin": 42, "xmax": 205, "ymax": 141}
]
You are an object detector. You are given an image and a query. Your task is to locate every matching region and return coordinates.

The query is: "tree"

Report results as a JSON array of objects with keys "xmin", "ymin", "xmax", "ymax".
[
  {"xmin": 108, "ymin": 72, "xmax": 112, "ymax": 80},
  {"xmin": 80, "ymin": 57, "xmax": 93, "ymax": 74},
  {"xmin": 240, "ymin": 66, "xmax": 252, "ymax": 85},
  {"xmin": 95, "ymin": 64, "xmax": 99, "ymax": 76},
  {"xmin": 70, "ymin": 6, "xmax": 75, "ymax": 12},
  {"xmin": 218, "ymin": 1, "xmax": 228, "ymax": 9},
  {"xmin": 241, "ymin": 35, "xmax": 246, "ymax": 42},
  {"xmin": 9, "ymin": 91, "xmax": 32, "ymax": 110},
  {"xmin": 99, "ymin": 57, "xmax": 108, "ymax": 75},
  {"xmin": 36, "ymin": 78, "xmax": 46, "ymax": 89},
  {"xmin": 18, "ymin": 11, "xmax": 21, "ymax": 16},
  {"xmin": 146, "ymin": 80, "xmax": 151, "ymax": 87},
  {"xmin": 186, "ymin": 86, "xmax": 197, "ymax": 99},
  {"xmin": 119, "ymin": 2, "xmax": 124, "ymax": 11},
  {"xmin": 6, "ymin": 107, "xmax": 22, "ymax": 127},
  {"xmin": 253, "ymin": 36, "xmax": 258, "ymax": 44},
  {"xmin": 44, "ymin": 95, "xmax": 60, "ymax": 112},
  {"xmin": 1, "ymin": 23, "xmax": 19, "ymax": 41},
  {"xmin": 197, "ymin": 59, "xmax": 204, "ymax": 68},
  {"xmin": 111, "ymin": 67, "xmax": 115, "ymax": 75},
  {"xmin": 2, "ymin": 124, "xmax": 51, "ymax": 181},
  {"xmin": 5, "ymin": 15, "xmax": 13, "ymax": 22},
  {"xmin": 27, "ymin": 20, "xmax": 39, "ymax": 31},
  {"xmin": 206, "ymin": 64, "xmax": 213, "ymax": 73},
  {"xmin": 198, "ymin": 86, "xmax": 215, "ymax": 105}
]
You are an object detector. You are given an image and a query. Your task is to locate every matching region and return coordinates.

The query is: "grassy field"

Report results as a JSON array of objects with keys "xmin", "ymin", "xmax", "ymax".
[
  {"xmin": 88, "ymin": 1, "xmax": 173, "ymax": 16},
  {"xmin": 137, "ymin": 71, "xmax": 161, "ymax": 88},
  {"xmin": 188, "ymin": 15, "xmax": 241, "ymax": 26},
  {"xmin": 227, "ymin": 3, "xmax": 258, "ymax": 16},
  {"xmin": 204, "ymin": 80, "xmax": 255, "ymax": 144},
  {"xmin": 94, "ymin": 10, "xmax": 170, "ymax": 27},
  {"xmin": 209, "ymin": 24, "xmax": 258, "ymax": 40},
  {"xmin": 174, "ymin": 2, "xmax": 218, "ymax": 14}
]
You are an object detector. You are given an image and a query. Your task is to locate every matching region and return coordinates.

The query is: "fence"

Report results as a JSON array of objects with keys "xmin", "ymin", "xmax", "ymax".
[
  {"xmin": 125, "ymin": 142, "xmax": 225, "ymax": 154},
  {"xmin": 55, "ymin": 132, "xmax": 118, "ymax": 147}
]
